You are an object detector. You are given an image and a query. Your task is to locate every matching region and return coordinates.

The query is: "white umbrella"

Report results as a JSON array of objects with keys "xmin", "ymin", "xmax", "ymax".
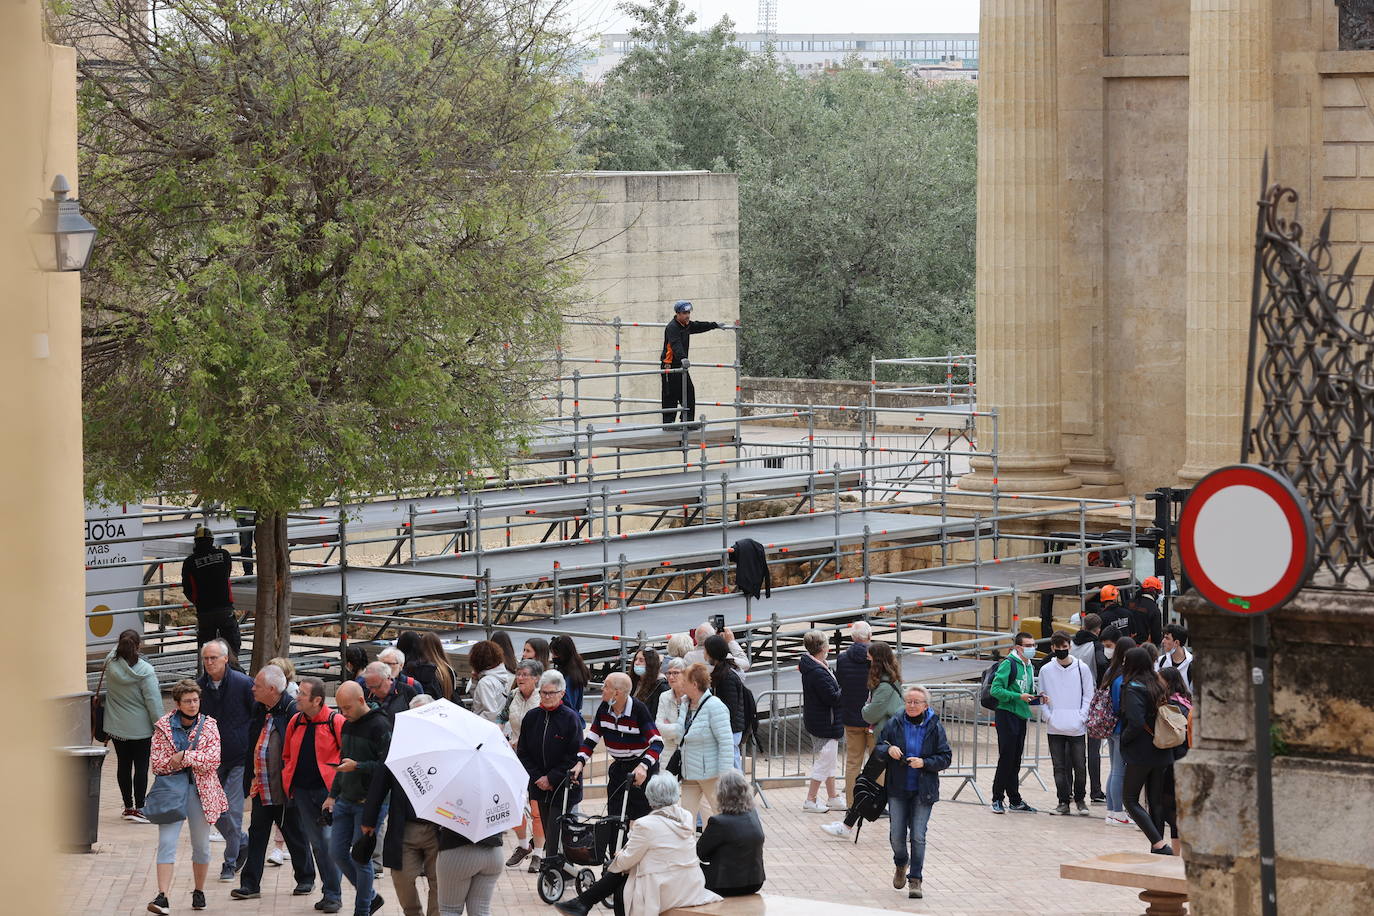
[{"xmin": 383, "ymin": 698, "xmax": 529, "ymax": 842}]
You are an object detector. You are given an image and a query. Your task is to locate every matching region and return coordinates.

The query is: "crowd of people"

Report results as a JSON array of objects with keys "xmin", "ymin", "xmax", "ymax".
[{"xmin": 104, "ymin": 575, "xmax": 1193, "ymax": 915}]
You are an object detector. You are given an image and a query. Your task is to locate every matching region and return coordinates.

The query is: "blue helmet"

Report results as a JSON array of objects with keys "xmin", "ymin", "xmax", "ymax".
[{"xmin": 673, "ymin": 300, "xmax": 693, "ymax": 314}]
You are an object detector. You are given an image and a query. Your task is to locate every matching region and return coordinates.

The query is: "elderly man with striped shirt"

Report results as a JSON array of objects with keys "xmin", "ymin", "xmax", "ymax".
[{"xmin": 570, "ymin": 672, "xmax": 664, "ymax": 821}]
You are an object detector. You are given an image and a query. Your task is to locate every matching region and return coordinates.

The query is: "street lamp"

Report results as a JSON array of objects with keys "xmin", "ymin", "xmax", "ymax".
[{"xmin": 30, "ymin": 174, "xmax": 97, "ymax": 272}]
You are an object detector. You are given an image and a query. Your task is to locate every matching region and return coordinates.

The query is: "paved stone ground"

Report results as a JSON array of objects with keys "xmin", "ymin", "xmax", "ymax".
[{"xmin": 61, "ymin": 757, "xmax": 1150, "ymax": 915}]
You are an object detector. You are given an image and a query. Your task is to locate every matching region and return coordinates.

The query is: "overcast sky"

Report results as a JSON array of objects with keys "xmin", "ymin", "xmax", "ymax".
[{"xmin": 560, "ymin": 0, "xmax": 980, "ymax": 37}]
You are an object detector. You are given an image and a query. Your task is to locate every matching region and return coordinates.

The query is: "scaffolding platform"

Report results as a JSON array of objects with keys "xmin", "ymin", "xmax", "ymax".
[
  {"xmin": 231, "ymin": 508, "xmax": 991, "ymax": 614},
  {"xmin": 519, "ymin": 421, "xmax": 740, "ymax": 459},
  {"xmin": 139, "ymin": 466, "xmax": 864, "ymax": 556},
  {"xmin": 422, "ymin": 560, "xmax": 1130, "ymax": 662}
]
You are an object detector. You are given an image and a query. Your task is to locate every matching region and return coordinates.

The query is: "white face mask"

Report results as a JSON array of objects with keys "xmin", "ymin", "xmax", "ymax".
[
  {"xmin": 1020, "ymin": 644, "xmax": 1036, "ymax": 660},
  {"xmin": 632, "ymin": 665, "xmax": 646, "ymax": 677},
  {"xmin": 1103, "ymin": 647, "xmax": 1115, "ymax": 660}
]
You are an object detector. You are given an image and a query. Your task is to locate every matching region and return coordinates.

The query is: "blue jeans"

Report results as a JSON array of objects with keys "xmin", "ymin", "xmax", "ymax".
[
  {"xmin": 331, "ymin": 798, "xmax": 385, "ymax": 916},
  {"xmin": 214, "ymin": 762, "xmax": 247, "ymax": 865},
  {"xmin": 888, "ymin": 793, "xmax": 933, "ymax": 881},
  {"xmin": 1106, "ymin": 734, "xmax": 1125, "ymax": 813},
  {"xmin": 294, "ymin": 786, "xmax": 342, "ymax": 903},
  {"xmin": 732, "ymin": 732, "xmax": 743, "ymax": 770}
]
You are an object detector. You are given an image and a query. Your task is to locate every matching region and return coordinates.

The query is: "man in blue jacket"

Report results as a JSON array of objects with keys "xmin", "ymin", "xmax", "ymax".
[
  {"xmin": 875, "ymin": 685, "xmax": 952, "ymax": 901},
  {"xmin": 835, "ymin": 621, "xmax": 874, "ymax": 808},
  {"xmin": 198, "ymin": 638, "xmax": 254, "ymax": 881}
]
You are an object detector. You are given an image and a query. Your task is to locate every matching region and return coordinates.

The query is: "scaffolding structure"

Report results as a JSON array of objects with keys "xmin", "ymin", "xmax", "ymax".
[{"xmin": 85, "ymin": 319, "xmax": 1139, "ymax": 700}]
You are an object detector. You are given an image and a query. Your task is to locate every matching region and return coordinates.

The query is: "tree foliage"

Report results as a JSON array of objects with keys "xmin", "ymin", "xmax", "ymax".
[
  {"xmin": 58, "ymin": 0, "xmax": 585, "ymax": 664},
  {"xmin": 578, "ymin": 0, "xmax": 977, "ymax": 379}
]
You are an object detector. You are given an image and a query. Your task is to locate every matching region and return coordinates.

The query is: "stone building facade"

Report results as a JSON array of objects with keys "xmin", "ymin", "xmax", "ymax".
[{"xmin": 967, "ymin": 0, "xmax": 1374, "ymax": 497}]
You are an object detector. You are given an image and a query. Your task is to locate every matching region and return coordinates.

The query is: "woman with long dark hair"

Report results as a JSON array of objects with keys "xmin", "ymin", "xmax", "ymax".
[
  {"xmin": 1119, "ymin": 647, "xmax": 1174, "ymax": 854},
  {"xmin": 705, "ymin": 635, "xmax": 747, "ymax": 770},
  {"xmin": 103, "ymin": 629, "xmax": 163, "ymax": 822},
  {"xmin": 1101, "ymin": 634, "xmax": 1137, "ymax": 827},
  {"xmin": 1157, "ymin": 666, "xmax": 1193, "ymax": 851},
  {"xmin": 631, "ymin": 647, "xmax": 667, "ymax": 710},
  {"xmin": 490, "ymin": 631, "xmax": 519, "ymax": 674},
  {"xmin": 522, "ymin": 637, "xmax": 551, "ymax": 671},
  {"xmin": 415, "ymin": 632, "xmax": 458, "ymax": 701},
  {"xmin": 549, "ymin": 635, "xmax": 590, "ymax": 719}
]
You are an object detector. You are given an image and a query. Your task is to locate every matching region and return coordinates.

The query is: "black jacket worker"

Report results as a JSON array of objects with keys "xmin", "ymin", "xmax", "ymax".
[
  {"xmin": 182, "ymin": 525, "xmax": 242, "ymax": 658},
  {"xmin": 660, "ymin": 300, "xmax": 723, "ymax": 425}
]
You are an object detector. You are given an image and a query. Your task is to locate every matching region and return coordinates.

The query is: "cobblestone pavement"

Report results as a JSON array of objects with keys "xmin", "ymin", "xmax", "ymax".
[{"xmin": 61, "ymin": 757, "xmax": 1148, "ymax": 915}]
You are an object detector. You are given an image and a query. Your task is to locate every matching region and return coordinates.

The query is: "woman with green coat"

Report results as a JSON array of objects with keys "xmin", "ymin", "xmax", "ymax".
[
  {"xmin": 861, "ymin": 642, "xmax": 906, "ymax": 735},
  {"xmin": 102, "ymin": 629, "xmax": 164, "ymax": 822}
]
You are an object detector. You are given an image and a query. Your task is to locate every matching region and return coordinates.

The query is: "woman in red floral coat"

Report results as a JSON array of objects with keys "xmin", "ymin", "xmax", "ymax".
[{"xmin": 146, "ymin": 679, "xmax": 228, "ymax": 915}]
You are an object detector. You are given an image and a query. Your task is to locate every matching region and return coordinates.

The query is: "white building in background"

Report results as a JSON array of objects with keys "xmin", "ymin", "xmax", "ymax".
[{"xmin": 581, "ymin": 32, "xmax": 979, "ymax": 81}]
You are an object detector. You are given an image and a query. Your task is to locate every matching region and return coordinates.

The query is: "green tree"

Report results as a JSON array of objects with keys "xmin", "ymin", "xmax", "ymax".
[
  {"xmin": 59, "ymin": 0, "xmax": 584, "ymax": 668},
  {"xmin": 738, "ymin": 67, "xmax": 977, "ymax": 379},
  {"xmin": 584, "ymin": 0, "xmax": 767, "ymax": 171}
]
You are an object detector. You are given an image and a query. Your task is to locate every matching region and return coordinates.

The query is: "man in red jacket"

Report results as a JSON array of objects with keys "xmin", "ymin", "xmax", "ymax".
[{"xmin": 282, "ymin": 677, "xmax": 345, "ymax": 914}]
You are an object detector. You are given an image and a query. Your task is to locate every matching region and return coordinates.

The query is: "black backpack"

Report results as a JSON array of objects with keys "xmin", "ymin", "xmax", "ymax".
[
  {"xmin": 847, "ymin": 749, "xmax": 891, "ymax": 842},
  {"xmin": 740, "ymin": 683, "xmax": 762, "ymax": 752},
  {"xmin": 979, "ymin": 659, "xmax": 1015, "ymax": 711}
]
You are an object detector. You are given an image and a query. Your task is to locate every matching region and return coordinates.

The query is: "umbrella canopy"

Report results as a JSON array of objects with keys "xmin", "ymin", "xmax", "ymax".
[{"xmin": 384, "ymin": 698, "xmax": 529, "ymax": 842}]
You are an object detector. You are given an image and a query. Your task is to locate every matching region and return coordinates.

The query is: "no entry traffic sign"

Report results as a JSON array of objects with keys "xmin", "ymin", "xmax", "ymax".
[{"xmin": 1178, "ymin": 464, "xmax": 1314, "ymax": 615}]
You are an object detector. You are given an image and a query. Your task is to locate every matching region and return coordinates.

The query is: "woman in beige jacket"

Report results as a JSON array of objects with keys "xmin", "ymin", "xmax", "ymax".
[{"xmin": 554, "ymin": 774, "xmax": 721, "ymax": 916}]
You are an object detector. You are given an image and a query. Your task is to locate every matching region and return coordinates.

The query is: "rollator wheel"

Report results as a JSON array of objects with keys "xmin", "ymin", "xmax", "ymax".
[
  {"xmin": 575, "ymin": 868, "xmax": 596, "ymax": 899},
  {"xmin": 537, "ymin": 866, "xmax": 565, "ymax": 904}
]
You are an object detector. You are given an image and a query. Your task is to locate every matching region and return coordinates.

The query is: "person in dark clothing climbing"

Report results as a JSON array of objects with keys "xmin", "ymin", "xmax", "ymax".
[
  {"xmin": 660, "ymin": 300, "xmax": 725, "ymax": 426},
  {"xmin": 182, "ymin": 525, "xmax": 241, "ymax": 657}
]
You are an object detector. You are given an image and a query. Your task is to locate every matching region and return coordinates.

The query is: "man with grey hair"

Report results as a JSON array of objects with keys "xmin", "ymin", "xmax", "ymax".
[
  {"xmin": 836, "ymin": 619, "xmax": 876, "ymax": 808},
  {"xmin": 684, "ymin": 621, "xmax": 751, "ymax": 671},
  {"xmin": 363, "ymin": 659, "xmax": 417, "ymax": 722},
  {"xmin": 197, "ymin": 638, "xmax": 254, "ymax": 880},
  {"xmin": 231, "ymin": 665, "xmax": 314, "ymax": 900}
]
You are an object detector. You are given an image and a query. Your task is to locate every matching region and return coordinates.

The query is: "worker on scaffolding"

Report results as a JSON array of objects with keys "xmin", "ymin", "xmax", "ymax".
[
  {"xmin": 660, "ymin": 300, "xmax": 724, "ymax": 426},
  {"xmin": 182, "ymin": 525, "xmax": 241, "ymax": 660}
]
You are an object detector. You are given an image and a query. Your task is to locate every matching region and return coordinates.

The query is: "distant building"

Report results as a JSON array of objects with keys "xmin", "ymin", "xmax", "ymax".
[{"xmin": 582, "ymin": 32, "xmax": 978, "ymax": 81}]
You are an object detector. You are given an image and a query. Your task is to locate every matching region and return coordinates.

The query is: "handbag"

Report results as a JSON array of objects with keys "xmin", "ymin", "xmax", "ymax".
[
  {"xmin": 143, "ymin": 715, "xmax": 206, "ymax": 825},
  {"xmin": 91, "ymin": 661, "xmax": 110, "ymax": 744},
  {"xmin": 666, "ymin": 694, "xmax": 707, "ymax": 778}
]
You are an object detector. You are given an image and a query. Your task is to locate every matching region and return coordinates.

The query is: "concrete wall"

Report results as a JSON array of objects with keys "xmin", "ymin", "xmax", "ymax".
[
  {"xmin": 559, "ymin": 171, "xmax": 740, "ymax": 429},
  {"xmin": 739, "ymin": 376, "xmax": 966, "ymax": 430}
]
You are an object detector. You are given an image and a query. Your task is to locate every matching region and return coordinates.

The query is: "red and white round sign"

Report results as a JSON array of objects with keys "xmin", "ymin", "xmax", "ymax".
[{"xmin": 1178, "ymin": 464, "xmax": 1314, "ymax": 615}]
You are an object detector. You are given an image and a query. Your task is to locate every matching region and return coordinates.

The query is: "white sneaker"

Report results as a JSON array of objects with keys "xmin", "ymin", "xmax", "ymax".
[
  {"xmin": 209, "ymin": 832, "xmax": 226, "ymax": 843},
  {"xmin": 820, "ymin": 821, "xmax": 852, "ymax": 838},
  {"xmin": 826, "ymin": 796, "xmax": 847, "ymax": 810},
  {"xmin": 267, "ymin": 847, "xmax": 285, "ymax": 866},
  {"xmin": 801, "ymin": 798, "xmax": 828, "ymax": 813},
  {"xmin": 1105, "ymin": 814, "xmax": 1133, "ymax": 827}
]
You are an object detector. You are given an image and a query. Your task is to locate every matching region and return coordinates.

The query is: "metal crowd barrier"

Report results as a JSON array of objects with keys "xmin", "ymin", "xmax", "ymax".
[{"xmin": 747, "ymin": 683, "xmax": 1044, "ymax": 807}]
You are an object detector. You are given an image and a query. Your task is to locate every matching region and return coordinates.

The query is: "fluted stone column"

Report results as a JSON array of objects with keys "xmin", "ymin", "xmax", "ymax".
[
  {"xmin": 1178, "ymin": 0, "xmax": 1272, "ymax": 483},
  {"xmin": 962, "ymin": 0, "xmax": 1079, "ymax": 493}
]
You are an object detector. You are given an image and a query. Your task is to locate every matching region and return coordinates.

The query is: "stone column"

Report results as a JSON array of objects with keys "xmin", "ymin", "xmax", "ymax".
[
  {"xmin": 1177, "ymin": 0, "xmax": 1273, "ymax": 482},
  {"xmin": 962, "ymin": 0, "xmax": 1080, "ymax": 493}
]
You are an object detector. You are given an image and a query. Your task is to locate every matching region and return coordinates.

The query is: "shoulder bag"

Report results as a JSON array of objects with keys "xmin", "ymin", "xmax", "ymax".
[
  {"xmin": 665, "ymin": 694, "xmax": 708, "ymax": 778},
  {"xmin": 91, "ymin": 661, "xmax": 110, "ymax": 743},
  {"xmin": 143, "ymin": 715, "xmax": 207, "ymax": 824}
]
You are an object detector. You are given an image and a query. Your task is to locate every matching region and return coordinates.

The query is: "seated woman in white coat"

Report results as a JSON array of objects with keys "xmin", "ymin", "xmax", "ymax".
[{"xmin": 554, "ymin": 774, "xmax": 721, "ymax": 916}]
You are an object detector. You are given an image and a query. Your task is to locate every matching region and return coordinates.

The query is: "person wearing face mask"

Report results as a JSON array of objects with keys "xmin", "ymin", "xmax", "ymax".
[
  {"xmin": 1099, "ymin": 634, "xmax": 1138, "ymax": 826},
  {"xmin": 517, "ymin": 670, "xmax": 584, "ymax": 873},
  {"xmin": 1038, "ymin": 631, "xmax": 1095, "ymax": 816},
  {"xmin": 987, "ymin": 632, "xmax": 1039, "ymax": 815},
  {"xmin": 630, "ymin": 647, "xmax": 669, "ymax": 713}
]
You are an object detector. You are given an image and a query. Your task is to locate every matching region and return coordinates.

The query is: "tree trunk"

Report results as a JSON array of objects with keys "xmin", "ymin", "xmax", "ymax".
[{"xmin": 250, "ymin": 511, "xmax": 292, "ymax": 671}]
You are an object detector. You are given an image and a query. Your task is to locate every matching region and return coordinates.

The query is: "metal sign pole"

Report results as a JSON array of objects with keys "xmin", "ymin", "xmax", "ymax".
[{"xmin": 1252, "ymin": 614, "xmax": 1279, "ymax": 916}]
